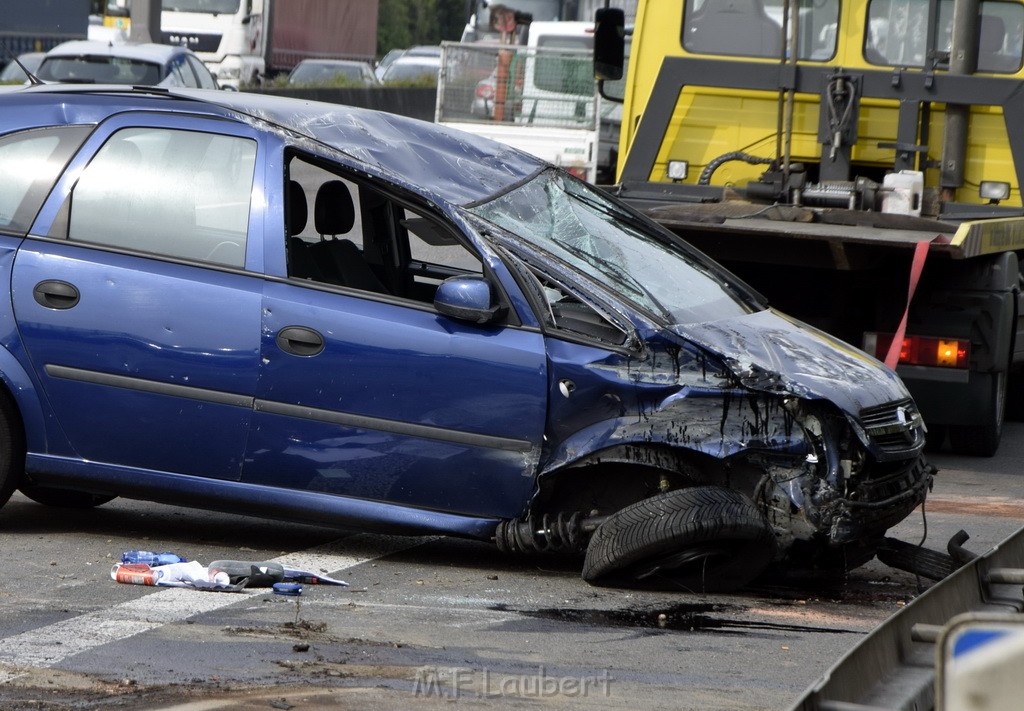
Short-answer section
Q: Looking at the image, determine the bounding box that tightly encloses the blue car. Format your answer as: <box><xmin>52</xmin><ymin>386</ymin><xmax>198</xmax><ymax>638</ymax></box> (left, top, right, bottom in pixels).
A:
<box><xmin>0</xmin><ymin>84</ymin><xmax>931</xmax><ymax>591</ymax></box>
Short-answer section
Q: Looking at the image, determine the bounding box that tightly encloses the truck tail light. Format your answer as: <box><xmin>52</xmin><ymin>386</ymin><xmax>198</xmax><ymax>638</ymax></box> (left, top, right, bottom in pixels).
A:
<box><xmin>863</xmin><ymin>332</ymin><xmax>970</xmax><ymax>368</ymax></box>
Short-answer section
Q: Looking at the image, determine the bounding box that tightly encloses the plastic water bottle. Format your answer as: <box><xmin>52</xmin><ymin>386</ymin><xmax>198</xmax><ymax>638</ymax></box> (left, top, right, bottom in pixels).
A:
<box><xmin>121</xmin><ymin>551</ymin><xmax>187</xmax><ymax>566</ymax></box>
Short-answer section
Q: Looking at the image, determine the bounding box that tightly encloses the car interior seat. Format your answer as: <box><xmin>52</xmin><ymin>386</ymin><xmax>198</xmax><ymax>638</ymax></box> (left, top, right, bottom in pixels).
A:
<box><xmin>311</xmin><ymin>180</ymin><xmax>389</xmax><ymax>294</ymax></box>
<box><xmin>286</xmin><ymin>179</ymin><xmax>323</xmax><ymax>280</ymax></box>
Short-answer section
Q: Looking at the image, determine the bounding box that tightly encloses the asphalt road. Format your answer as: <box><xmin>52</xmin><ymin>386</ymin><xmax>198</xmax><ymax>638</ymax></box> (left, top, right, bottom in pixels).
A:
<box><xmin>0</xmin><ymin>425</ymin><xmax>1023</xmax><ymax>710</ymax></box>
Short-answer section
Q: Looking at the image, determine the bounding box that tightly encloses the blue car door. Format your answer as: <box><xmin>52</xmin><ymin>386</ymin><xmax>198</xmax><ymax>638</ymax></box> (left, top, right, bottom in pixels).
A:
<box><xmin>243</xmin><ymin>157</ymin><xmax>547</xmax><ymax>518</ymax></box>
<box><xmin>13</xmin><ymin>114</ymin><xmax>266</xmax><ymax>480</ymax></box>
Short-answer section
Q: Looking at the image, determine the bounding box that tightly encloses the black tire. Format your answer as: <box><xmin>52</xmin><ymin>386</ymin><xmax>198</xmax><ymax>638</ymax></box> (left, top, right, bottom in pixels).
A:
<box><xmin>1007</xmin><ymin>370</ymin><xmax>1024</xmax><ymax>421</ymax></box>
<box><xmin>582</xmin><ymin>486</ymin><xmax>776</xmax><ymax>593</ymax></box>
<box><xmin>924</xmin><ymin>423</ymin><xmax>947</xmax><ymax>453</ymax></box>
<box><xmin>0</xmin><ymin>393</ymin><xmax>22</xmax><ymax>510</ymax></box>
<box><xmin>876</xmin><ymin>537</ymin><xmax>959</xmax><ymax>581</ymax></box>
<box><xmin>18</xmin><ymin>484</ymin><xmax>115</xmax><ymax>509</ymax></box>
<box><xmin>949</xmin><ymin>371</ymin><xmax>1006</xmax><ymax>457</ymax></box>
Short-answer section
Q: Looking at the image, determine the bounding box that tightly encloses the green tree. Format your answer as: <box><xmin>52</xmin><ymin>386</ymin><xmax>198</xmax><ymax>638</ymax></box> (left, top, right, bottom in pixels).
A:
<box><xmin>377</xmin><ymin>0</ymin><xmax>413</xmax><ymax>55</ymax></box>
<box><xmin>377</xmin><ymin>0</ymin><xmax>468</xmax><ymax>58</ymax></box>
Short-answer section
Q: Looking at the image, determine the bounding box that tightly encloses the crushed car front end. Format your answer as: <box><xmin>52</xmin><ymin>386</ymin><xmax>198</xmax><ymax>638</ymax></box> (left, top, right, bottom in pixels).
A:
<box><xmin>468</xmin><ymin>169</ymin><xmax>931</xmax><ymax>585</ymax></box>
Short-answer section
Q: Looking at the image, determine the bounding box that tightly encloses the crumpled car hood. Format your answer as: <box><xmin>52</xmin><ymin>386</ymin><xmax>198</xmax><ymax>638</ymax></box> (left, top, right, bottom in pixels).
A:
<box><xmin>670</xmin><ymin>308</ymin><xmax>910</xmax><ymax>416</ymax></box>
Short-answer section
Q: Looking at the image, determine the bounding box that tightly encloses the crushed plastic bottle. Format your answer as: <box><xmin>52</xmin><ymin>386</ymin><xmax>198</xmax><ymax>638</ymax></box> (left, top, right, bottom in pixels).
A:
<box><xmin>122</xmin><ymin>551</ymin><xmax>187</xmax><ymax>566</ymax></box>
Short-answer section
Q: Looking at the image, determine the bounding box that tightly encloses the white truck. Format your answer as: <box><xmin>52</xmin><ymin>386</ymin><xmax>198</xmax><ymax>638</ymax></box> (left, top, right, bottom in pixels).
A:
<box><xmin>437</xmin><ymin>21</ymin><xmax>613</xmax><ymax>184</ymax></box>
<box><xmin>105</xmin><ymin>0</ymin><xmax>377</xmax><ymax>88</ymax></box>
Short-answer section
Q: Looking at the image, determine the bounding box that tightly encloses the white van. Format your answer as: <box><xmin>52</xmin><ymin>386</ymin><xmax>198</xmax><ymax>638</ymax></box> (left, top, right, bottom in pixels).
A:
<box><xmin>437</xmin><ymin>22</ymin><xmax>612</xmax><ymax>183</ymax></box>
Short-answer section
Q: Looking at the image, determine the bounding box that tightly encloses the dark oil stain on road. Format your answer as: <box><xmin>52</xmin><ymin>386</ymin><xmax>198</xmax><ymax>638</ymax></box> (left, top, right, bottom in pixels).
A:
<box><xmin>489</xmin><ymin>602</ymin><xmax>862</xmax><ymax>635</ymax></box>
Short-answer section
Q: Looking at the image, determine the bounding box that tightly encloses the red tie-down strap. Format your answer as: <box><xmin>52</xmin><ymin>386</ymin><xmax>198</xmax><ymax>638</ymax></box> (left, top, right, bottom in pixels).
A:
<box><xmin>884</xmin><ymin>236</ymin><xmax>940</xmax><ymax>369</ymax></box>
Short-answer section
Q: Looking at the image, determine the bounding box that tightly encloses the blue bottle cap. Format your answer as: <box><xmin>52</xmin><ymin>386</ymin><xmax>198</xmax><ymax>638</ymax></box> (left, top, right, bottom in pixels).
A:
<box><xmin>272</xmin><ymin>582</ymin><xmax>302</xmax><ymax>596</ymax></box>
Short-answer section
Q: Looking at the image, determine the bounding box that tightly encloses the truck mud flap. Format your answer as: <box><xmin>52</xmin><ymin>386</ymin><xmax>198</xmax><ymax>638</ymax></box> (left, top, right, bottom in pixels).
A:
<box><xmin>790</xmin><ymin>527</ymin><xmax>1024</xmax><ymax>711</ymax></box>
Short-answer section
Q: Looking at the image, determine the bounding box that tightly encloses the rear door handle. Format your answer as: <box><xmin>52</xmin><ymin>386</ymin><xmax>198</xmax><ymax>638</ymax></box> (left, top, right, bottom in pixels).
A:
<box><xmin>33</xmin><ymin>280</ymin><xmax>80</xmax><ymax>309</ymax></box>
<box><xmin>276</xmin><ymin>326</ymin><xmax>324</xmax><ymax>357</ymax></box>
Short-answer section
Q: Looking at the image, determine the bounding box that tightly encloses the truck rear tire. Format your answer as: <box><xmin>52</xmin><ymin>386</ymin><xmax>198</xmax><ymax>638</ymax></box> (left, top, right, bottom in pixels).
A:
<box><xmin>582</xmin><ymin>486</ymin><xmax>776</xmax><ymax>592</ymax></box>
<box><xmin>949</xmin><ymin>371</ymin><xmax>1005</xmax><ymax>457</ymax></box>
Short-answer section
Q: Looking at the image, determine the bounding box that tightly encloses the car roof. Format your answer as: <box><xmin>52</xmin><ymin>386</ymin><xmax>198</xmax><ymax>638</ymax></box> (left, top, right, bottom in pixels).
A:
<box><xmin>294</xmin><ymin>59</ymin><xmax>371</xmax><ymax>67</ymax></box>
<box><xmin>44</xmin><ymin>40</ymin><xmax>192</xmax><ymax>63</ymax></box>
<box><xmin>0</xmin><ymin>85</ymin><xmax>543</xmax><ymax>206</ymax></box>
<box><xmin>405</xmin><ymin>45</ymin><xmax>442</xmax><ymax>56</ymax></box>
<box><xmin>389</xmin><ymin>54</ymin><xmax>441</xmax><ymax>66</ymax></box>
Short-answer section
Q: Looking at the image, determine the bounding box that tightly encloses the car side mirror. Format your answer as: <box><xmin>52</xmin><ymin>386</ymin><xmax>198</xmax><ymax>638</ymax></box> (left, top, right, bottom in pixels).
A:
<box><xmin>594</xmin><ymin>8</ymin><xmax>625</xmax><ymax>81</ymax></box>
<box><xmin>434</xmin><ymin>275</ymin><xmax>503</xmax><ymax>325</ymax></box>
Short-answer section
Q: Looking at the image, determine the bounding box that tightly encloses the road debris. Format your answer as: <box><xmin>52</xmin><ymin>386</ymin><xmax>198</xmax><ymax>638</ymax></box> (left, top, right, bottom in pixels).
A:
<box><xmin>110</xmin><ymin>551</ymin><xmax>349</xmax><ymax>591</ymax></box>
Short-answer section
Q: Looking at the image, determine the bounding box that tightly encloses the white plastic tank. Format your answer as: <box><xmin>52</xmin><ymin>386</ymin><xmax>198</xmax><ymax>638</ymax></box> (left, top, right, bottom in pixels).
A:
<box><xmin>881</xmin><ymin>170</ymin><xmax>924</xmax><ymax>216</ymax></box>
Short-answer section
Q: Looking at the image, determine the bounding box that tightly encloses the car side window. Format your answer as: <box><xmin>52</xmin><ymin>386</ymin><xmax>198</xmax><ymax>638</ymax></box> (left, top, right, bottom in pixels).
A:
<box><xmin>187</xmin><ymin>55</ymin><xmax>218</xmax><ymax>89</ymax></box>
<box><xmin>169</xmin><ymin>55</ymin><xmax>199</xmax><ymax>88</ymax></box>
<box><xmin>0</xmin><ymin>126</ymin><xmax>91</xmax><ymax>237</ymax></box>
<box><xmin>286</xmin><ymin>155</ymin><xmax>482</xmax><ymax>303</ymax></box>
<box><xmin>65</xmin><ymin>127</ymin><xmax>257</xmax><ymax>268</ymax></box>
<box><xmin>521</xmin><ymin>260</ymin><xmax>628</xmax><ymax>346</ymax></box>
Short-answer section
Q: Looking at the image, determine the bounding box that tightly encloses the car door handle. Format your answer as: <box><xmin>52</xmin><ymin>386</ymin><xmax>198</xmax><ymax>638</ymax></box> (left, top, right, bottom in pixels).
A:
<box><xmin>33</xmin><ymin>280</ymin><xmax>80</xmax><ymax>309</ymax></box>
<box><xmin>276</xmin><ymin>326</ymin><xmax>325</xmax><ymax>357</ymax></box>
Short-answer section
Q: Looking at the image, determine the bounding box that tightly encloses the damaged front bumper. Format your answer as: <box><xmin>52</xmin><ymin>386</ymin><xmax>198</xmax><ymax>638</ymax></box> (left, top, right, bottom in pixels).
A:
<box><xmin>755</xmin><ymin>397</ymin><xmax>932</xmax><ymax>557</ymax></box>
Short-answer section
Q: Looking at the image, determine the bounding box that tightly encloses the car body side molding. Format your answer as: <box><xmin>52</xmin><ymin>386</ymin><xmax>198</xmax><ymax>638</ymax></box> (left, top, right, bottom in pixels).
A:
<box><xmin>24</xmin><ymin>453</ymin><xmax>502</xmax><ymax>539</ymax></box>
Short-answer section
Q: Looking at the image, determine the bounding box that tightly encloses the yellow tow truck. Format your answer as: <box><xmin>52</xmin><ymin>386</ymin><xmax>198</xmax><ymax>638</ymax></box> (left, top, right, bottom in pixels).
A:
<box><xmin>593</xmin><ymin>0</ymin><xmax>1024</xmax><ymax>455</ymax></box>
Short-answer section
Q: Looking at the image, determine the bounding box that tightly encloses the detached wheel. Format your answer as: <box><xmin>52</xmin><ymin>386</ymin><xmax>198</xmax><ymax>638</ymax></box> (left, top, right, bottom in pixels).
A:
<box><xmin>949</xmin><ymin>371</ymin><xmax>1006</xmax><ymax>457</ymax></box>
<box><xmin>583</xmin><ymin>486</ymin><xmax>776</xmax><ymax>593</ymax></box>
<box><xmin>877</xmin><ymin>537</ymin><xmax>959</xmax><ymax>581</ymax></box>
<box><xmin>18</xmin><ymin>484</ymin><xmax>115</xmax><ymax>509</ymax></box>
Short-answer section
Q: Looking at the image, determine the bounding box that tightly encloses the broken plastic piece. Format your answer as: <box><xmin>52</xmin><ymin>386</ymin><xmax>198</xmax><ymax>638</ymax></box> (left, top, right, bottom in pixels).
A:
<box><xmin>208</xmin><ymin>560</ymin><xmax>285</xmax><ymax>587</ymax></box>
<box><xmin>282</xmin><ymin>567</ymin><xmax>349</xmax><ymax>586</ymax></box>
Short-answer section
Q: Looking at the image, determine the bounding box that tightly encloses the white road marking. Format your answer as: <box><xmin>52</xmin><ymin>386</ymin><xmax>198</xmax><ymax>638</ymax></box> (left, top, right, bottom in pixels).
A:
<box><xmin>0</xmin><ymin>534</ymin><xmax>430</xmax><ymax>683</ymax></box>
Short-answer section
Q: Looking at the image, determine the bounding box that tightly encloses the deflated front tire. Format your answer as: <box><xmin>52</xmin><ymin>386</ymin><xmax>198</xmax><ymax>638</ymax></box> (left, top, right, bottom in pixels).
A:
<box><xmin>582</xmin><ymin>486</ymin><xmax>777</xmax><ymax>592</ymax></box>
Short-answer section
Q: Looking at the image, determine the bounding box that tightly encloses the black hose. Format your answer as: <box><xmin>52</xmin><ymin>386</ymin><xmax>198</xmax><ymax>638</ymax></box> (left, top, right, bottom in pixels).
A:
<box><xmin>698</xmin><ymin>152</ymin><xmax>773</xmax><ymax>186</ymax></box>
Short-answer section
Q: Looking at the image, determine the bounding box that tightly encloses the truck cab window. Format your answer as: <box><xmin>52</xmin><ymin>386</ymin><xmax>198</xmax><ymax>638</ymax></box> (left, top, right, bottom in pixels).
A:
<box><xmin>683</xmin><ymin>0</ymin><xmax>840</xmax><ymax>61</ymax></box>
<box><xmin>865</xmin><ymin>0</ymin><xmax>1023</xmax><ymax>73</ymax></box>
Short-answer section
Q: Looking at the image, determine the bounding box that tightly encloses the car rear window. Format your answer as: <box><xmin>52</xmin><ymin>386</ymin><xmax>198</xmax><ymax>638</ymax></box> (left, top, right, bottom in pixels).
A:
<box><xmin>37</xmin><ymin>55</ymin><xmax>163</xmax><ymax>85</ymax></box>
<box><xmin>66</xmin><ymin>127</ymin><xmax>256</xmax><ymax>267</ymax></box>
<box><xmin>0</xmin><ymin>126</ymin><xmax>91</xmax><ymax>236</ymax></box>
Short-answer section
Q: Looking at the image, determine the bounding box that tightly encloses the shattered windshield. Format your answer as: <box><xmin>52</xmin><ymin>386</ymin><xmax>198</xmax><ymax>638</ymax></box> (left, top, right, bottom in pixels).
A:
<box><xmin>468</xmin><ymin>170</ymin><xmax>757</xmax><ymax>325</ymax></box>
<box><xmin>162</xmin><ymin>0</ymin><xmax>240</xmax><ymax>13</ymax></box>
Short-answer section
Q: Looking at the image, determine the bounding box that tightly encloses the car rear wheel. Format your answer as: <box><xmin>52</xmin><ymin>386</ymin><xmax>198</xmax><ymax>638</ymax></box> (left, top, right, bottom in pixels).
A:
<box><xmin>582</xmin><ymin>486</ymin><xmax>776</xmax><ymax>592</ymax></box>
<box><xmin>0</xmin><ymin>394</ymin><xmax>22</xmax><ymax>510</ymax></box>
<box><xmin>18</xmin><ymin>484</ymin><xmax>115</xmax><ymax>509</ymax></box>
